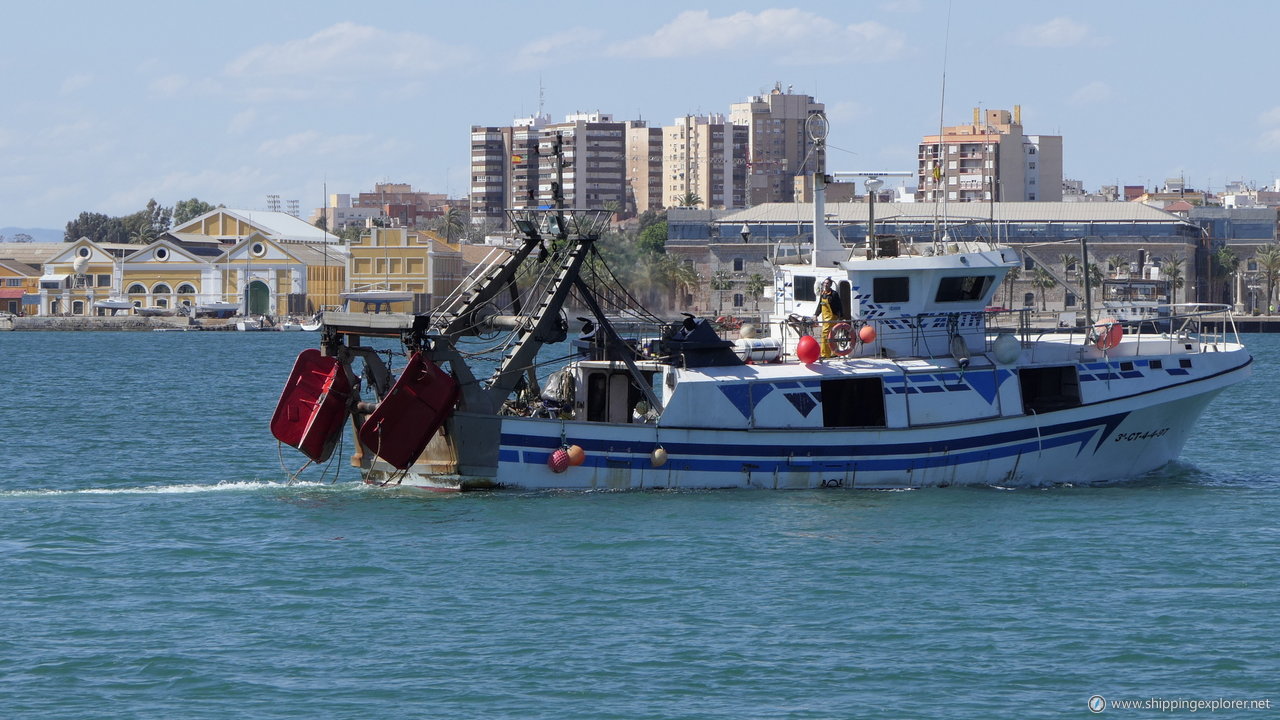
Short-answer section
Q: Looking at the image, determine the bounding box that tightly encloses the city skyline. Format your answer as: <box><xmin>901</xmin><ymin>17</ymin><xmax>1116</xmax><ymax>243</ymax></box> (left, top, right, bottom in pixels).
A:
<box><xmin>3</xmin><ymin>0</ymin><xmax>1280</xmax><ymax>230</ymax></box>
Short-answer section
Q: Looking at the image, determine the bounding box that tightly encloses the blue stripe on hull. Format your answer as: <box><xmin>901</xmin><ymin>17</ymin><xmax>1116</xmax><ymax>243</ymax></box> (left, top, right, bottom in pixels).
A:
<box><xmin>500</xmin><ymin>412</ymin><xmax>1128</xmax><ymax>461</ymax></box>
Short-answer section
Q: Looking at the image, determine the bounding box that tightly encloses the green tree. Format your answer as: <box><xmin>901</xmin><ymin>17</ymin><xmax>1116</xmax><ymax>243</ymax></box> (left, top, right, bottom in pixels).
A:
<box><xmin>744</xmin><ymin>273</ymin><xmax>767</xmax><ymax>311</ymax></box>
<box><xmin>1106</xmin><ymin>254</ymin><xmax>1127</xmax><ymax>277</ymax></box>
<box><xmin>637</xmin><ymin>221</ymin><xmax>667</xmax><ymax>255</ymax></box>
<box><xmin>1003</xmin><ymin>265</ymin><xmax>1021</xmax><ymax>309</ymax></box>
<box><xmin>1255</xmin><ymin>244</ymin><xmax>1280</xmax><ymax>314</ymax></box>
<box><xmin>677</xmin><ymin>192</ymin><xmax>703</xmax><ymax>208</ymax></box>
<box><xmin>1160</xmin><ymin>255</ymin><xmax>1185</xmax><ymax>302</ymax></box>
<box><xmin>710</xmin><ymin>269</ymin><xmax>733</xmax><ymax>313</ymax></box>
<box><xmin>1213</xmin><ymin>247</ymin><xmax>1239</xmax><ymax>307</ymax></box>
<box><xmin>173</xmin><ymin>198</ymin><xmax>217</xmax><ymax>225</ymax></box>
<box><xmin>64</xmin><ymin>212</ymin><xmax>127</xmax><ymax>243</ymax></box>
<box><xmin>1085</xmin><ymin>262</ymin><xmax>1104</xmax><ymax>305</ymax></box>
<box><xmin>431</xmin><ymin>207</ymin><xmax>467</xmax><ymax>243</ymax></box>
<box><xmin>1031</xmin><ymin>266</ymin><xmax>1057</xmax><ymax>311</ymax></box>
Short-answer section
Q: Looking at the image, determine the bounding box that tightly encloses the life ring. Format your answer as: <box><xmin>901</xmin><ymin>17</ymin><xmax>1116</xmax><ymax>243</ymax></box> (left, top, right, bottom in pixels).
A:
<box><xmin>827</xmin><ymin>321</ymin><xmax>853</xmax><ymax>356</ymax></box>
<box><xmin>1094</xmin><ymin>317</ymin><xmax>1123</xmax><ymax>350</ymax></box>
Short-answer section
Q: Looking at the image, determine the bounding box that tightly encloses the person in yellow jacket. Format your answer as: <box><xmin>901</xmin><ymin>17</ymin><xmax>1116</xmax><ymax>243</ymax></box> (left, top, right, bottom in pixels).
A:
<box><xmin>818</xmin><ymin>277</ymin><xmax>843</xmax><ymax>358</ymax></box>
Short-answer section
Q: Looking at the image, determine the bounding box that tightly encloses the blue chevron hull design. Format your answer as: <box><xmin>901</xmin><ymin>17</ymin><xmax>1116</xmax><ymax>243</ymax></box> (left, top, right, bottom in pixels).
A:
<box><xmin>384</xmin><ymin>368</ymin><xmax>1238</xmax><ymax>491</ymax></box>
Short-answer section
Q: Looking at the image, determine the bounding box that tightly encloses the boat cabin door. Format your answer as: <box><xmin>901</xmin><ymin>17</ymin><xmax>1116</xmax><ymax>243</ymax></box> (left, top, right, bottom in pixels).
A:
<box><xmin>583</xmin><ymin>367</ymin><xmax>656</xmax><ymax>423</ymax></box>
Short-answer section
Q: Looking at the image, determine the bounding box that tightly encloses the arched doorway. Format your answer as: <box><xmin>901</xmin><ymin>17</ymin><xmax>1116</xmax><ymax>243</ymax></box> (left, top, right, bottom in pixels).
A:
<box><xmin>248</xmin><ymin>280</ymin><xmax>270</xmax><ymax>315</ymax></box>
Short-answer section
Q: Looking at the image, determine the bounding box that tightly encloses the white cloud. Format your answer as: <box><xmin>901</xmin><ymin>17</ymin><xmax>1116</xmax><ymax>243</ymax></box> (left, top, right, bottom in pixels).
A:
<box><xmin>881</xmin><ymin>0</ymin><xmax>923</xmax><ymax>12</ymax></box>
<box><xmin>150</xmin><ymin>74</ymin><xmax>188</xmax><ymax>96</ymax></box>
<box><xmin>60</xmin><ymin>73</ymin><xmax>93</xmax><ymax>95</ymax></box>
<box><xmin>513</xmin><ymin>28</ymin><xmax>597</xmax><ymax>69</ymax></box>
<box><xmin>226</xmin><ymin>22</ymin><xmax>468</xmax><ymax>79</ymax></box>
<box><xmin>1260</xmin><ymin>128</ymin><xmax>1280</xmax><ymax>152</ymax></box>
<box><xmin>609</xmin><ymin>10</ymin><xmax>905</xmax><ymax>64</ymax></box>
<box><xmin>1013</xmin><ymin>17</ymin><xmax>1091</xmax><ymax>48</ymax></box>
<box><xmin>1070</xmin><ymin>81</ymin><xmax>1113</xmax><ymax>105</ymax></box>
<box><xmin>1259</xmin><ymin>107</ymin><xmax>1280</xmax><ymax>126</ymax></box>
<box><xmin>256</xmin><ymin>130</ymin><xmax>383</xmax><ymax>159</ymax></box>
<box><xmin>228</xmin><ymin>109</ymin><xmax>257</xmax><ymax>136</ymax></box>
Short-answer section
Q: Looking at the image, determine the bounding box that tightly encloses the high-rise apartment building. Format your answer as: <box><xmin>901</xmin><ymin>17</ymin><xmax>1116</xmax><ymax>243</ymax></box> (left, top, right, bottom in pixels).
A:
<box><xmin>470</xmin><ymin>113</ymin><xmax>627</xmax><ymax>227</ymax></box>
<box><xmin>729</xmin><ymin>84</ymin><xmax>825</xmax><ymax>205</ymax></box>
<box><xmin>661</xmin><ymin>114</ymin><xmax>748</xmax><ymax>210</ymax></box>
<box><xmin>626</xmin><ymin>120</ymin><xmax>663</xmax><ymax>214</ymax></box>
<box><xmin>916</xmin><ymin>107</ymin><xmax>1063</xmax><ymax>203</ymax></box>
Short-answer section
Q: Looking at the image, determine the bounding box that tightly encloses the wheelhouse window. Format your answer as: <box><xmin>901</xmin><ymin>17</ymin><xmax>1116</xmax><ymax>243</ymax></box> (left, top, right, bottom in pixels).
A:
<box><xmin>935</xmin><ymin>275</ymin><xmax>994</xmax><ymax>302</ymax></box>
<box><xmin>873</xmin><ymin>276</ymin><xmax>909</xmax><ymax>304</ymax></box>
<box><xmin>794</xmin><ymin>276</ymin><xmax>816</xmax><ymax>302</ymax></box>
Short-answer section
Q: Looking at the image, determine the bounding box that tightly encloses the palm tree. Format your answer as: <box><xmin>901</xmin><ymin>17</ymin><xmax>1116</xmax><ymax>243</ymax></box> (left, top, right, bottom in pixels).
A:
<box><xmin>710</xmin><ymin>270</ymin><xmax>733</xmax><ymax>313</ymax></box>
<box><xmin>1003</xmin><ymin>265</ymin><xmax>1021</xmax><ymax>309</ymax></box>
<box><xmin>439</xmin><ymin>207</ymin><xmax>466</xmax><ymax>243</ymax></box>
<box><xmin>1214</xmin><ymin>247</ymin><xmax>1239</xmax><ymax>307</ymax></box>
<box><xmin>1058</xmin><ymin>253</ymin><xmax>1078</xmax><ymax>279</ymax></box>
<box><xmin>1031</xmin><ymin>266</ymin><xmax>1057</xmax><ymax>311</ymax></box>
<box><xmin>674</xmin><ymin>261</ymin><xmax>701</xmax><ymax>310</ymax></box>
<box><xmin>1160</xmin><ymin>255</ymin><xmax>1185</xmax><ymax>302</ymax></box>
<box><xmin>744</xmin><ymin>273</ymin><xmax>767</xmax><ymax>312</ymax></box>
<box><xmin>1255</xmin><ymin>244</ymin><xmax>1280</xmax><ymax>314</ymax></box>
<box><xmin>1085</xmin><ymin>262</ymin><xmax>1105</xmax><ymax>306</ymax></box>
<box><xmin>1106</xmin><ymin>254</ymin><xmax>1127</xmax><ymax>278</ymax></box>
<box><xmin>677</xmin><ymin>192</ymin><xmax>703</xmax><ymax>208</ymax></box>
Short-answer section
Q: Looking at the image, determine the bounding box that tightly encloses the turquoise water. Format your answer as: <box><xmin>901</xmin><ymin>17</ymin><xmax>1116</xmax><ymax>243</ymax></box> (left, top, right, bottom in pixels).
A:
<box><xmin>1</xmin><ymin>331</ymin><xmax>1276</xmax><ymax>718</ymax></box>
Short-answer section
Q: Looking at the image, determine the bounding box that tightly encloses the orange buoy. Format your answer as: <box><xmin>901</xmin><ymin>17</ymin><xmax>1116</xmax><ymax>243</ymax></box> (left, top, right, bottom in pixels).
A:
<box><xmin>566</xmin><ymin>444</ymin><xmax>586</xmax><ymax>466</ymax></box>
<box><xmin>796</xmin><ymin>335</ymin><xmax>820</xmax><ymax>364</ymax></box>
<box><xmin>548</xmin><ymin>448</ymin><xmax>570</xmax><ymax>473</ymax></box>
<box><xmin>858</xmin><ymin>324</ymin><xmax>876</xmax><ymax>343</ymax></box>
<box><xmin>1094</xmin><ymin>318</ymin><xmax>1123</xmax><ymax>350</ymax></box>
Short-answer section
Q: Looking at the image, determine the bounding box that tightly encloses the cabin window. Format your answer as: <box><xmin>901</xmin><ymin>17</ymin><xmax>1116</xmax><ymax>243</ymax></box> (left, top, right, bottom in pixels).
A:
<box><xmin>873</xmin><ymin>277</ymin><xmax>910</xmax><ymax>304</ymax></box>
<box><xmin>794</xmin><ymin>276</ymin><xmax>816</xmax><ymax>302</ymax></box>
<box><xmin>1019</xmin><ymin>366</ymin><xmax>1081</xmax><ymax>414</ymax></box>
<box><xmin>934</xmin><ymin>275</ymin><xmax>993</xmax><ymax>302</ymax></box>
<box><xmin>821</xmin><ymin>378</ymin><xmax>886</xmax><ymax>428</ymax></box>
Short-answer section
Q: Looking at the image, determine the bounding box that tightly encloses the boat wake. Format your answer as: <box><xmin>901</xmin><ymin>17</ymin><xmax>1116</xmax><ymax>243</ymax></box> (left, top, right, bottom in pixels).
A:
<box><xmin>1</xmin><ymin>479</ymin><xmax>349</xmax><ymax>498</ymax></box>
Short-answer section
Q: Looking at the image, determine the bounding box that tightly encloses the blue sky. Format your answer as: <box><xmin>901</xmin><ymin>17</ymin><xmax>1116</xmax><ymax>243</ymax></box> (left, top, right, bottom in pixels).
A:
<box><xmin>3</xmin><ymin>0</ymin><xmax>1279</xmax><ymax>230</ymax></box>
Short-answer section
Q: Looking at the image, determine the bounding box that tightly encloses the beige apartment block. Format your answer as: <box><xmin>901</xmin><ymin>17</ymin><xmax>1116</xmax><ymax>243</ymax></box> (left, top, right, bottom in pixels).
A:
<box><xmin>729</xmin><ymin>84</ymin><xmax>825</xmax><ymax>205</ymax></box>
<box><xmin>917</xmin><ymin>106</ymin><xmax>1063</xmax><ymax>203</ymax></box>
<box><xmin>626</xmin><ymin>120</ymin><xmax>664</xmax><ymax>214</ymax></box>
<box><xmin>661</xmin><ymin>114</ymin><xmax>748</xmax><ymax>210</ymax></box>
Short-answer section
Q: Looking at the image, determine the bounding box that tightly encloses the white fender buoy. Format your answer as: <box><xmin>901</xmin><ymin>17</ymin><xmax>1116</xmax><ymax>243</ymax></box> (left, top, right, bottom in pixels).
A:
<box><xmin>651</xmin><ymin>447</ymin><xmax>668</xmax><ymax>468</ymax></box>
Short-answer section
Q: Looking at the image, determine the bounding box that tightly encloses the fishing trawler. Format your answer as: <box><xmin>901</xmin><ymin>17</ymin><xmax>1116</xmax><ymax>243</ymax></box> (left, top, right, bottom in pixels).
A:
<box><xmin>270</xmin><ymin>168</ymin><xmax>1250</xmax><ymax>492</ymax></box>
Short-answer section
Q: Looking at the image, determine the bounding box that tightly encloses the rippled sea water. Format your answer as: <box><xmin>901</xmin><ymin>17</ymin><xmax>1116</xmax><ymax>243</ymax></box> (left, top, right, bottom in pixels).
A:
<box><xmin>1</xmin><ymin>330</ymin><xmax>1276</xmax><ymax>719</ymax></box>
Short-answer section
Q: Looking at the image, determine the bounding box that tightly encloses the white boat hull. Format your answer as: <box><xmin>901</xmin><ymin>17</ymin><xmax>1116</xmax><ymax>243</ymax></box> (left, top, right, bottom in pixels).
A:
<box><xmin>366</xmin><ymin>347</ymin><xmax>1250</xmax><ymax>492</ymax></box>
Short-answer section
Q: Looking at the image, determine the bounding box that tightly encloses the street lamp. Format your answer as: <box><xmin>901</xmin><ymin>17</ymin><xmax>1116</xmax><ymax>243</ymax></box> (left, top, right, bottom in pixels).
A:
<box><xmin>740</xmin><ymin>223</ymin><xmax>750</xmax><ymax>243</ymax></box>
<box><xmin>865</xmin><ymin>176</ymin><xmax>884</xmax><ymax>255</ymax></box>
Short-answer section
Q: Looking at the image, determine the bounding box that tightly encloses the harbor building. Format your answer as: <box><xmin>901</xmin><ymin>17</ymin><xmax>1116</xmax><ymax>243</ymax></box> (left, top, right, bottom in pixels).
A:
<box><xmin>661</xmin><ymin>114</ymin><xmax>749</xmax><ymax>210</ymax></box>
<box><xmin>0</xmin><ymin>258</ymin><xmax>40</xmax><ymax>314</ymax></box>
<box><xmin>729</xmin><ymin>84</ymin><xmax>825</xmax><ymax>206</ymax></box>
<box><xmin>345</xmin><ymin>226</ymin><xmax>463</xmax><ymax>314</ymax></box>
<box><xmin>917</xmin><ymin>107</ymin><xmax>1063</xmax><ymax>203</ymax></box>
<box><xmin>669</xmin><ymin>199</ymin><xmax>1220</xmax><ymax>315</ymax></box>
